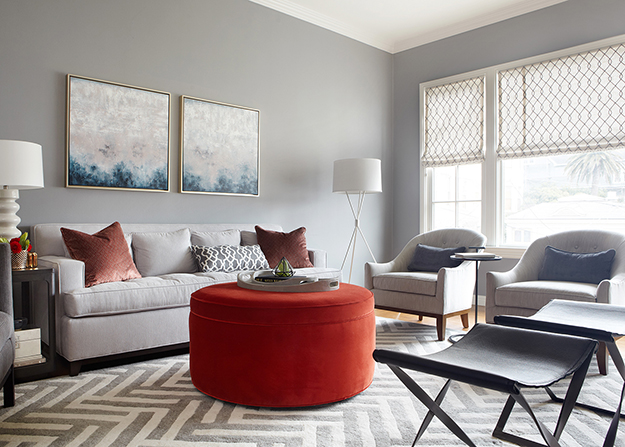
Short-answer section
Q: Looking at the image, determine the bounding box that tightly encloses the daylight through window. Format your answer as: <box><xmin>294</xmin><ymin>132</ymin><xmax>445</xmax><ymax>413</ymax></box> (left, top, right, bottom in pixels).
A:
<box><xmin>421</xmin><ymin>36</ymin><xmax>625</xmax><ymax>248</ymax></box>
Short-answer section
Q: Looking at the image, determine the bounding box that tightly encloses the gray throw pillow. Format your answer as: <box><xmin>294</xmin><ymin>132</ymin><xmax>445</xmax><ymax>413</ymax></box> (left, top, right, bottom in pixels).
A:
<box><xmin>538</xmin><ymin>245</ymin><xmax>616</xmax><ymax>284</ymax></box>
<box><xmin>192</xmin><ymin>244</ymin><xmax>269</xmax><ymax>273</ymax></box>
<box><xmin>191</xmin><ymin>229</ymin><xmax>241</xmax><ymax>247</ymax></box>
<box><xmin>407</xmin><ymin>244</ymin><xmax>466</xmax><ymax>272</ymax></box>
<box><xmin>131</xmin><ymin>228</ymin><xmax>196</xmax><ymax>276</ymax></box>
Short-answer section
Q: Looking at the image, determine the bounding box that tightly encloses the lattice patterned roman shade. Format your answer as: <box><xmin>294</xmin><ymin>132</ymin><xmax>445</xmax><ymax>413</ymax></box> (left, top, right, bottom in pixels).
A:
<box><xmin>422</xmin><ymin>77</ymin><xmax>485</xmax><ymax>167</ymax></box>
<box><xmin>498</xmin><ymin>44</ymin><xmax>625</xmax><ymax>159</ymax></box>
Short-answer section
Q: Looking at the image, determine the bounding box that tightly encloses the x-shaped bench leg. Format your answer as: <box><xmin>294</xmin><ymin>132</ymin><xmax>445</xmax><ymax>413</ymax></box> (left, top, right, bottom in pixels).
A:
<box><xmin>493</xmin><ymin>353</ymin><xmax>591</xmax><ymax>447</ymax></box>
<box><xmin>388</xmin><ymin>352</ymin><xmax>591</xmax><ymax>447</ymax></box>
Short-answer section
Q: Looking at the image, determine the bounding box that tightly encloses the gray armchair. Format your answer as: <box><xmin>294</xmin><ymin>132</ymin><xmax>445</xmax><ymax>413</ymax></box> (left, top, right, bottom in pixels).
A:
<box><xmin>0</xmin><ymin>243</ymin><xmax>15</xmax><ymax>407</ymax></box>
<box><xmin>486</xmin><ymin>229</ymin><xmax>625</xmax><ymax>375</ymax></box>
<box><xmin>365</xmin><ymin>228</ymin><xmax>487</xmax><ymax>340</ymax></box>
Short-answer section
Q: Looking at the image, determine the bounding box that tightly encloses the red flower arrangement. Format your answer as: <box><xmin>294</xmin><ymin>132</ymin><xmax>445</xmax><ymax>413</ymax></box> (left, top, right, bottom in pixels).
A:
<box><xmin>0</xmin><ymin>232</ymin><xmax>31</xmax><ymax>253</ymax></box>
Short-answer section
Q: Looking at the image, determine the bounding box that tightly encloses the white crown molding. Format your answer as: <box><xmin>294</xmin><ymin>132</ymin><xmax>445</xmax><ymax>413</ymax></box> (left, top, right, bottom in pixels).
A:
<box><xmin>393</xmin><ymin>0</ymin><xmax>568</xmax><ymax>53</ymax></box>
<box><xmin>248</xmin><ymin>0</ymin><xmax>395</xmax><ymax>52</ymax></box>
<box><xmin>249</xmin><ymin>0</ymin><xmax>567</xmax><ymax>54</ymax></box>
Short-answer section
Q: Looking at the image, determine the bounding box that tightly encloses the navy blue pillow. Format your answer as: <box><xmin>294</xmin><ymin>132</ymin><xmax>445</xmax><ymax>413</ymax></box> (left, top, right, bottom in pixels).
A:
<box><xmin>538</xmin><ymin>245</ymin><xmax>616</xmax><ymax>284</ymax></box>
<box><xmin>407</xmin><ymin>244</ymin><xmax>466</xmax><ymax>272</ymax></box>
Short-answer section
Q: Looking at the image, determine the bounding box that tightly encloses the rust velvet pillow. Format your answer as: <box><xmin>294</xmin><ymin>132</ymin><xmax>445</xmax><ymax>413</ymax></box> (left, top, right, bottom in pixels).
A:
<box><xmin>61</xmin><ymin>222</ymin><xmax>142</xmax><ymax>287</ymax></box>
<box><xmin>255</xmin><ymin>226</ymin><xmax>314</xmax><ymax>268</ymax></box>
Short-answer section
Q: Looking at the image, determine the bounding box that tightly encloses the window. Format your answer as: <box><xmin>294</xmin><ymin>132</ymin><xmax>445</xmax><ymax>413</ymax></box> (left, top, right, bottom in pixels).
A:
<box><xmin>431</xmin><ymin>164</ymin><xmax>481</xmax><ymax>232</ymax></box>
<box><xmin>421</xmin><ymin>36</ymin><xmax>625</xmax><ymax>251</ymax></box>
<box><xmin>422</xmin><ymin>77</ymin><xmax>484</xmax><ymax>234</ymax></box>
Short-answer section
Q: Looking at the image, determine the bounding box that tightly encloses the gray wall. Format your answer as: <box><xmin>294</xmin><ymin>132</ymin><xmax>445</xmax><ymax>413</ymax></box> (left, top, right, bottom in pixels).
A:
<box><xmin>0</xmin><ymin>0</ymin><xmax>393</xmax><ymax>286</ymax></box>
<box><xmin>5</xmin><ymin>0</ymin><xmax>625</xmax><ymax>287</ymax></box>
<box><xmin>391</xmin><ymin>0</ymin><xmax>625</xmax><ymax>256</ymax></box>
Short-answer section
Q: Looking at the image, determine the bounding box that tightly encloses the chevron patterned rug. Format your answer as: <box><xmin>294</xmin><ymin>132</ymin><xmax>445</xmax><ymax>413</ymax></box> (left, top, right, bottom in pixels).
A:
<box><xmin>0</xmin><ymin>317</ymin><xmax>623</xmax><ymax>446</ymax></box>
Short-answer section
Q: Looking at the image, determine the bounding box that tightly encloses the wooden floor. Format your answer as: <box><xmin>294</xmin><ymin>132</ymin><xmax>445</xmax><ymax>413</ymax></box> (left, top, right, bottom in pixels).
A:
<box><xmin>376</xmin><ymin>306</ymin><xmax>625</xmax><ymax>349</ymax></box>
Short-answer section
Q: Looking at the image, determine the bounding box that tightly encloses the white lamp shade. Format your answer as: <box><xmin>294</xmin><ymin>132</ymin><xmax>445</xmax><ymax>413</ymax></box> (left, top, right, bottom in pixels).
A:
<box><xmin>0</xmin><ymin>140</ymin><xmax>44</xmax><ymax>189</ymax></box>
<box><xmin>333</xmin><ymin>158</ymin><xmax>382</xmax><ymax>193</ymax></box>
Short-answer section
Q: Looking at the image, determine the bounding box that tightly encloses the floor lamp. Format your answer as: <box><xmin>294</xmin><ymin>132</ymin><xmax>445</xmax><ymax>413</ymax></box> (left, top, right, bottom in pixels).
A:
<box><xmin>333</xmin><ymin>158</ymin><xmax>382</xmax><ymax>283</ymax></box>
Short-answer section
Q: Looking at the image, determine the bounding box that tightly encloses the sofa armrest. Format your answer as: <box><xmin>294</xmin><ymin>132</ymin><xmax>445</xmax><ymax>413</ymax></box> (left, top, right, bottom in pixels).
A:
<box><xmin>308</xmin><ymin>249</ymin><xmax>327</xmax><ymax>268</ymax></box>
<box><xmin>38</xmin><ymin>255</ymin><xmax>85</xmax><ymax>295</ymax></box>
<box><xmin>597</xmin><ymin>273</ymin><xmax>625</xmax><ymax>305</ymax></box>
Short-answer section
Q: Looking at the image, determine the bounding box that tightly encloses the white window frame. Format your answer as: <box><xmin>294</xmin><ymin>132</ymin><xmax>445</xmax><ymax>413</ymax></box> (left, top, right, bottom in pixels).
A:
<box><xmin>420</xmin><ymin>33</ymin><xmax>625</xmax><ymax>259</ymax></box>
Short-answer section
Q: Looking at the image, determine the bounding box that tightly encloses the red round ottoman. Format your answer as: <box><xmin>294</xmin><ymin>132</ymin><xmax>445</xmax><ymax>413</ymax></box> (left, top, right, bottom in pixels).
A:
<box><xmin>189</xmin><ymin>282</ymin><xmax>375</xmax><ymax>407</ymax></box>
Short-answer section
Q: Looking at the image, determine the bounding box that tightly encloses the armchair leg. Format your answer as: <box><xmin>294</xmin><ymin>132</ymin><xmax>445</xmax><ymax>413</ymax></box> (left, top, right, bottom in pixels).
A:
<box><xmin>3</xmin><ymin>366</ymin><xmax>14</xmax><ymax>408</ymax></box>
<box><xmin>598</xmin><ymin>342</ymin><xmax>609</xmax><ymax>376</ymax></box>
<box><xmin>418</xmin><ymin>315</ymin><xmax>423</xmax><ymax>321</ymax></box>
<box><xmin>460</xmin><ymin>313</ymin><xmax>469</xmax><ymax>329</ymax></box>
<box><xmin>436</xmin><ymin>317</ymin><xmax>446</xmax><ymax>341</ymax></box>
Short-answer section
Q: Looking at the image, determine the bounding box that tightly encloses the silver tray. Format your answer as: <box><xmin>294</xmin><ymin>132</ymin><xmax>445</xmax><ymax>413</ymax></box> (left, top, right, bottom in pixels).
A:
<box><xmin>237</xmin><ymin>270</ymin><xmax>340</xmax><ymax>292</ymax></box>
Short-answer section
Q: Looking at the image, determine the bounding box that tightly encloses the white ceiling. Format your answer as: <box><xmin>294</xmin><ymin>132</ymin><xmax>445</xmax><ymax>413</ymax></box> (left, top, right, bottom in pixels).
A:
<box><xmin>249</xmin><ymin>0</ymin><xmax>567</xmax><ymax>53</ymax></box>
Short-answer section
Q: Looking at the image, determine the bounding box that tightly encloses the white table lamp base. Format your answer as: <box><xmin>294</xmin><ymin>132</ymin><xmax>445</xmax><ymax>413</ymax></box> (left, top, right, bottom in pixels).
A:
<box><xmin>0</xmin><ymin>189</ymin><xmax>21</xmax><ymax>239</ymax></box>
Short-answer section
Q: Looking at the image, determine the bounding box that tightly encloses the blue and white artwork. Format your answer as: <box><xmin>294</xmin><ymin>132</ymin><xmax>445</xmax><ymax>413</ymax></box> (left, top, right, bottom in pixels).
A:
<box><xmin>181</xmin><ymin>96</ymin><xmax>259</xmax><ymax>196</ymax></box>
<box><xmin>67</xmin><ymin>75</ymin><xmax>170</xmax><ymax>191</ymax></box>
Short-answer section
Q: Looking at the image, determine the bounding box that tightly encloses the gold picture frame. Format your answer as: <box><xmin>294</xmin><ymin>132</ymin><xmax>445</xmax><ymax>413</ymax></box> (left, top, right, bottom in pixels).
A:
<box><xmin>66</xmin><ymin>74</ymin><xmax>171</xmax><ymax>192</ymax></box>
<box><xmin>180</xmin><ymin>95</ymin><xmax>259</xmax><ymax>196</ymax></box>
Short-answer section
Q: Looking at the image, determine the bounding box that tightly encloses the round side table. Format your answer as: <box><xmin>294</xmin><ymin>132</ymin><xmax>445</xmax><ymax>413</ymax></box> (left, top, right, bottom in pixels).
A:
<box><xmin>449</xmin><ymin>254</ymin><xmax>501</xmax><ymax>343</ymax></box>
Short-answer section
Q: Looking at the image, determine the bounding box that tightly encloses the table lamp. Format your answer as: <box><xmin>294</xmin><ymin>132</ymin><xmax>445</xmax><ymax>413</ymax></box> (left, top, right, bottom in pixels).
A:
<box><xmin>333</xmin><ymin>158</ymin><xmax>382</xmax><ymax>283</ymax></box>
<box><xmin>0</xmin><ymin>140</ymin><xmax>44</xmax><ymax>239</ymax></box>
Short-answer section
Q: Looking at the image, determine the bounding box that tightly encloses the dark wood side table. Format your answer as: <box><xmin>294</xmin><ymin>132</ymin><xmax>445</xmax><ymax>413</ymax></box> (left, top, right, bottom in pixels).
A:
<box><xmin>11</xmin><ymin>268</ymin><xmax>56</xmax><ymax>382</ymax></box>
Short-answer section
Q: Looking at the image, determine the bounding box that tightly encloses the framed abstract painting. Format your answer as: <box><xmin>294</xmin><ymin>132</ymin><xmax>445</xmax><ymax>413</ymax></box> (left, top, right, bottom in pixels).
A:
<box><xmin>66</xmin><ymin>74</ymin><xmax>171</xmax><ymax>191</ymax></box>
<box><xmin>180</xmin><ymin>96</ymin><xmax>259</xmax><ymax>196</ymax></box>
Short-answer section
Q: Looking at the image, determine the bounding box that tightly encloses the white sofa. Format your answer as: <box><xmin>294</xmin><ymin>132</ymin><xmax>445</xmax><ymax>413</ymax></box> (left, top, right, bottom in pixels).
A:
<box><xmin>31</xmin><ymin>223</ymin><xmax>331</xmax><ymax>375</ymax></box>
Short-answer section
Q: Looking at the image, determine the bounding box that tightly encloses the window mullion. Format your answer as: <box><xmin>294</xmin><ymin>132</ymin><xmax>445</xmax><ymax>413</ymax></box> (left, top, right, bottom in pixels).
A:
<box><xmin>483</xmin><ymin>69</ymin><xmax>498</xmax><ymax>246</ymax></box>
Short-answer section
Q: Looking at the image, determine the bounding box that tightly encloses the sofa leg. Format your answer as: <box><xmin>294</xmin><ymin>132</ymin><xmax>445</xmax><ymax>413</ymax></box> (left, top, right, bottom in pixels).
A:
<box><xmin>3</xmin><ymin>366</ymin><xmax>14</xmax><ymax>408</ymax></box>
<box><xmin>69</xmin><ymin>362</ymin><xmax>82</xmax><ymax>377</ymax></box>
<box><xmin>460</xmin><ymin>313</ymin><xmax>469</xmax><ymax>329</ymax></box>
<box><xmin>597</xmin><ymin>342</ymin><xmax>608</xmax><ymax>376</ymax></box>
<box><xmin>418</xmin><ymin>315</ymin><xmax>423</xmax><ymax>321</ymax></box>
<box><xmin>436</xmin><ymin>317</ymin><xmax>446</xmax><ymax>341</ymax></box>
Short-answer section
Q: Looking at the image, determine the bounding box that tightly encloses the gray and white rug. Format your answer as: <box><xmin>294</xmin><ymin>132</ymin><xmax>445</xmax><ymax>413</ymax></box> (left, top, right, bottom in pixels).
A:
<box><xmin>0</xmin><ymin>317</ymin><xmax>623</xmax><ymax>446</ymax></box>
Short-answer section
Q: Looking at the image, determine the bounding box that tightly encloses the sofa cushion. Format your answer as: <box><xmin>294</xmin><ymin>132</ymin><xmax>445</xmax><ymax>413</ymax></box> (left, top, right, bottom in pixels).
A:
<box><xmin>132</xmin><ymin>228</ymin><xmax>196</xmax><ymax>276</ymax></box>
<box><xmin>191</xmin><ymin>229</ymin><xmax>241</xmax><ymax>247</ymax></box>
<box><xmin>63</xmin><ymin>267</ymin><xmax>333</xmax><ymax>318</ymax></box>
<box><xmin>538</xmin><ymin>245</ymin><xmax>616</xmax><ymax>284</ymax></box>
<box><xmin>255</xmin><ymin>226</ymin><xmax>314</xmax><ymax>268</ymax></box>
<box><xmin>241</xmin><ymin>230</ymin><xmax>257</xmax><ymax>246</ymax></box>
<box><xmin>192</xmin><ymin>244</ymin><xmax>269</xmax><ymax>273</ymax></box>
<box><xmin>372</xmin><ymin>272</ymin><xmax>438</xmax><ymax>296</ymax></box>
<box><xmin>407</xmin><ymin>244</ymin><xmax>466</xmax><ymax>272</ymax></box>
<box><xmin>63</xmin><ymin>272</ymin><xmax>234</xmax><ymax>318</ymax></box>
<box><xmin>61</xmin><ymin>222</ymin><xmax>142</xmax><ymax>287</ymax></box>
<box><xmin>495</xmin><ymin>280</ymin><xmax>598</xmax><ymax>311</ymax></box>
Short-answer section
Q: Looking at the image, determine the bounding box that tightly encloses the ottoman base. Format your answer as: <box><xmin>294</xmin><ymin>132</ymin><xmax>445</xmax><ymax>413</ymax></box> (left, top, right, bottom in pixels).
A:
<box><xmin>189</xmin><ymin>282</ymin><xmax>375</xmax><ymax>407</ymax></box>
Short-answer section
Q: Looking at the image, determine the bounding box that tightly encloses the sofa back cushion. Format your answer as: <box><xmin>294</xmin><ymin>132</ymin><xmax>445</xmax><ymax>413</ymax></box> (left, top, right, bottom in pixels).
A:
<box><xmin>32</xmin><ymin>223</ymin><xmax>283</xmax><ymax>257</ymax></box>
<box><xmin>61</xmin><ymin>221</ymin><xmax>142</xmax><ymax>287</ymax></box>
<box><xmin>191</xmin><ymin>229</ymin><xmax>241</xmax><ymax>247</ymax></box>
<box><xmin>132</xmin><ymin>228</ymin><xmax>197</xmax><ymax>276</ymax></box>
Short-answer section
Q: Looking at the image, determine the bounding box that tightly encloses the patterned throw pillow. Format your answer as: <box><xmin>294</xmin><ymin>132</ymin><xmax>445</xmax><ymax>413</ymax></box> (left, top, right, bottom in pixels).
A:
<box><xmin>254</xmin><ymin>226</ymin><xmax>314</xmax><ymax>268</ymax></box>
<box><xmin>61</xmin><ymin>222</ymin><xmax>142</xmax><ymax>287</ymax></box>
<box><xmin>192</xmin><ymin>244</ymin><xmax>269</xmax><ymax>273</ymax></box>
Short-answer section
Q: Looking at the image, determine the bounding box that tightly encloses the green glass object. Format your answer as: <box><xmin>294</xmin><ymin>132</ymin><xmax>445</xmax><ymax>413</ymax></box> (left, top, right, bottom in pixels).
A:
<box><xmin>273</xmin><ymin>257</ymin><xmax>294</xmax><ymax>277</ymax></box>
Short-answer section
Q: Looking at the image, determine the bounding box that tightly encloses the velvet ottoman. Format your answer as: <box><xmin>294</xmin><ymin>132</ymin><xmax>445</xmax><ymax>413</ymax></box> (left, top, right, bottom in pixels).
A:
<box><xmin>189</xmin><ymin>282</ymin><xmax>375</xmax><ymax>407</ymax></box>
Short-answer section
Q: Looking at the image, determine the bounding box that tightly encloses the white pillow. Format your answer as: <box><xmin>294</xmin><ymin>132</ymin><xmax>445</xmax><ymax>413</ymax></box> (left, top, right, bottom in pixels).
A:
<box><xmin>191</xmin><ymin>229</ymin><xmax>240</xmax><ymax>247</ymax></box>
<box><xmin>131</xmin><ymin>228</ymin><xmax>196</xmax><ymax>276</ymax></box>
